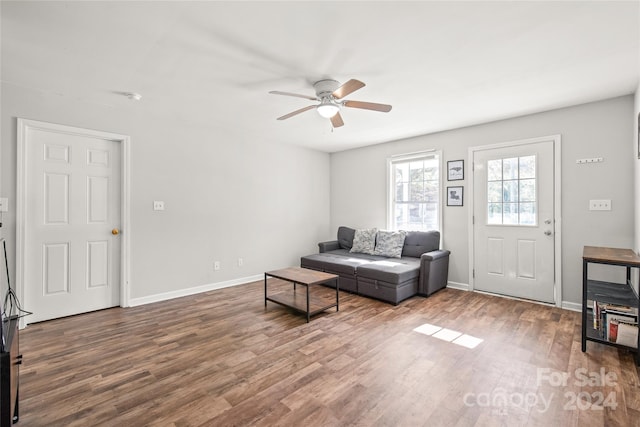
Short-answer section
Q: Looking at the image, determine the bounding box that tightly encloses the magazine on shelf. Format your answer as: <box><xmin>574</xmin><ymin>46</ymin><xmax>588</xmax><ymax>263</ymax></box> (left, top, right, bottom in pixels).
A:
<box><xmin>604</xmin><ymin>312</ymin><xmax>638</xmax><ymax>341</ymax></box>
<box><xmin>616</xmin><ymin>323</ymin><xmax>639</xmax><ymax>348</ymax></box>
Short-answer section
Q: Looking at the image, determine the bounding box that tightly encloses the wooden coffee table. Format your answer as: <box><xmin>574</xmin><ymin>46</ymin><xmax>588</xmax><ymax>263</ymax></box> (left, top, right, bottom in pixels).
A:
<box><xmin>264</xmin><ymin>267</ymin><xmax>339</xmax><ymax>322</ymax></box>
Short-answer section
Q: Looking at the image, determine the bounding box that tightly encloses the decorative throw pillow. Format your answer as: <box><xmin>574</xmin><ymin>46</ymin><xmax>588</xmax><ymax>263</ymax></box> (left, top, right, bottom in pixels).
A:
<box><xmin>373</xmin><ymin>230</ymin><xmax>407</xmax><ymax>258</ymax></box>
<box><xmin>350</xmin><ymin>228</ymin><xmax>378</xmax><ymax>255</ymax></box>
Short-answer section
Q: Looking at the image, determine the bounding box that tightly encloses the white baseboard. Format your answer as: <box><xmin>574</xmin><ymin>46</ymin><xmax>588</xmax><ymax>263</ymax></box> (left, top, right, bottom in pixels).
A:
<box><xmin>561</xmin><ymin>301</ymin><xmax>581</xmax><ymax>312</ymax></box>
<box><xmin>447</xmin><ymin>284</ymin><xmax>581</xmax><ymax>312</ymax></box>
<box><xmin>446</xmin><ymin>281</ymin><xmax>469</xmax><ymax>291</ymax></box>
<box><xmin>127</xmin><ymin>274</ymin><xmax>263</xmax><ymax>307</ymax></box>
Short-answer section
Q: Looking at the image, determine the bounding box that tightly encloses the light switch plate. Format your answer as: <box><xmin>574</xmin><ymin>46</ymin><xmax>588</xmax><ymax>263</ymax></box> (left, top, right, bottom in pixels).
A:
<box><xmin>153</xmin><ymin>201</ymin><xmax>165</xmax><ymax>211</ymax></box>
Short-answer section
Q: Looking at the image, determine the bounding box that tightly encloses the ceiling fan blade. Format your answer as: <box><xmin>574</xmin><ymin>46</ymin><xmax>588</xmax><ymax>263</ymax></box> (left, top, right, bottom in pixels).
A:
<box><xmin>276</xmin><ymin>105</ymin><xmax>316</xmax><ymax>120</ymax></box>
<box><xmin>330</xmin><ymin>112</ymin><xmax>344</xmax><ymax>128</ymax></box>
<box><xmin>343</xmin><ymin>100</ymin><xmax>392</xmax><ymax>113</ymax></box>
<box><xmin>269</xmin><ymin>91</ymin><xmax>318</xmax><ymax>101</ymax></box>
<box><xmin>332</xmin><ymin>79</ymin><xmax>365</xmax><ymax>99</ymax></box>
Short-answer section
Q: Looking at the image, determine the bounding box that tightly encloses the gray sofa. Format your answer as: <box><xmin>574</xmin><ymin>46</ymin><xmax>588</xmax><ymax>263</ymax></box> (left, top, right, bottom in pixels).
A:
<box><xmin>300</xmin><ymin>226</ymin><xmax>450</xmax><ymax>305</ymax></box>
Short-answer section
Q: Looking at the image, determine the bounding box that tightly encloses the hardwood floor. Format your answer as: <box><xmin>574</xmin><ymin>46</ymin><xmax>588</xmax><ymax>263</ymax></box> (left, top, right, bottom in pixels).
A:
<box><xmin>18</xmin><ymin>281</ymin><xmax>640</xmax><ymax>426</ymax></box>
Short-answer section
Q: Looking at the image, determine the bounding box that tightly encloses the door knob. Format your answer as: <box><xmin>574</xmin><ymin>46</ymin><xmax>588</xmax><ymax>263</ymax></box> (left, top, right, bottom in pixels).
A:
<box><xmin>112</xmin><ymin>228</ymin><xmax>120</xmax><ymax>235</ymax></box>
<box><xmin>544</xmin><ymin>230</ymin><xmax>552</xmax><ymax>236</ymax></box>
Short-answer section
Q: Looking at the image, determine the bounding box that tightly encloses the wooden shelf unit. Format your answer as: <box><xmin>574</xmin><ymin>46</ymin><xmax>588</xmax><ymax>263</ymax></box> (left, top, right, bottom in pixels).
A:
<box><xmin>582</xmin><ymin>246</ymin><xmax>640</xmax><ymax>362</ymax></box>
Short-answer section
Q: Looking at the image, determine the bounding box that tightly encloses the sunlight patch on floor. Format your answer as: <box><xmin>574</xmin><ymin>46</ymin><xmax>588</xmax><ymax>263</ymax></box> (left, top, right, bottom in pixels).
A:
<box><xmin>413</xmin><ymin>323</ymin><xmax>484</xmax><ymax>349</ymax></box>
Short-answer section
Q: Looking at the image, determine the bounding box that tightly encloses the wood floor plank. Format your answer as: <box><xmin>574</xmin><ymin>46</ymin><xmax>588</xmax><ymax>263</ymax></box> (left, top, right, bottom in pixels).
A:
<box><xmin>16</xmin><ymin>283</ymin><xmax>640</xmax><ymax>426</ymax></box>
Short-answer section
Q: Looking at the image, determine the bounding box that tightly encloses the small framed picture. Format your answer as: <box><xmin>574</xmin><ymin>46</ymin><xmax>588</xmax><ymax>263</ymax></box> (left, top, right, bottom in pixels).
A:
<box><xmin>447</xmin><ymin>160</ymin><xmax>464</xmax><ymax>181</ymax></box>
<box><xmin>447</xmin><ymin>186</ymin><xmax>463</xmax><ymax>206</ymax></box>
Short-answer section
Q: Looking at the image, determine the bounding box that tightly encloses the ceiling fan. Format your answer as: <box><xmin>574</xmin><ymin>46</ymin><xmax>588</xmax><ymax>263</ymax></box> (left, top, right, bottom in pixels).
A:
<box><xmin>269</xmin><ymin>79</ymin><xmax>392</xmax><ymax>128</ymax></box>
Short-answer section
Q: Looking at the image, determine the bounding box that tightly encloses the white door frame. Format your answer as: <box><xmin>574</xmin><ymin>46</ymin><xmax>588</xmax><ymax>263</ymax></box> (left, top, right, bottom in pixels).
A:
<box><xmin>467</xmin><ymin>134</ymin><xmax>562</xmax><ymax>307</ymax></box>
<box><xmin>16</xmin><ymin>118</ymin><xmax>131</xmax><ymax>326</ymax></box>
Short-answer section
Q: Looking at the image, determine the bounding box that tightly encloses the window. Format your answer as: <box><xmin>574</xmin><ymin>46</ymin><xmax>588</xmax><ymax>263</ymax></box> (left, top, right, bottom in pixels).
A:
<box><xmin>388</xmin><ymin>152</ymin><xmax>441</xmax><ymax>231</ymax></box>
<box><xmin>487</xmin><ymin>155</ymin><xmax>537</xmax><ymax>225</ymax></box>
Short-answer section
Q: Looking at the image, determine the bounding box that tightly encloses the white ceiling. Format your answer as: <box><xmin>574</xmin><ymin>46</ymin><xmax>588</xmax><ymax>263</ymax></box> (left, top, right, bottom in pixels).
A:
<box><xmin>2</xmin><ymin>1</ymin><xmax>639</xmax><ymax>153</ymax></box>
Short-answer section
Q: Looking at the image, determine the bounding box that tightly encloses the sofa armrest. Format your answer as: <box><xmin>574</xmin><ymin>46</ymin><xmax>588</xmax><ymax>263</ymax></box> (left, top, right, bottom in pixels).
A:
<box><xmin>419</xmin><ymin>250</ymin><xmax>451</xmax><ymax>296</ymax></box>
<box><xmin>420</xmin><ymin>250</ymin><xmax>450</xmax><ymax>262</ymax></box>
<box><xmin>318</xmin><ymin>240</ymin><xmax>340</xmax><ymax>253</ymax></box>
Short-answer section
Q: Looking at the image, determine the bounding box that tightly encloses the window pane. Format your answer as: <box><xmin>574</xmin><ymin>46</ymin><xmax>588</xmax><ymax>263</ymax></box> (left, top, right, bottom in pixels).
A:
<box><xmin>425</xmin><ymin>181</ymin><xmax>438</xmax><ymax>200</ymax></box>
<box><xmin>396</xmin><ymin>163</ymin><xmax>408</xmax><ymax>183</ymax></box>
<box><xmin>395</xmin><ymin>203</ymin><xmax>408</xmax><ymax>228</ymax></box>
<box><xmin>488</xmin><ymin>203</ymin><xmax>502</xmax><ymax>224</ymax></box>
<box><xmin>519</xmin><ymin>202</ymin><xmax>536</xmax><ymax>225</ymax></box>
<box><xmin>424</xmin><ymin>203</ymin><xmax>438</xmax><ymax>230</ymax></box>
<box><xmin>503</xmin><ymin>203</ymin><xmax>518</xmax><ymax>224</ymax></box>
<box><xmin>487</xmin><ymin>182</ymin><xmax>502</xmax><ymax>202</ymax></box>
<box><xmin>503</xmin><ymin>180</ymin><xmax>518</xmax><ymax>202</ymax></box>
<box><xmin>519</xmin><ymin>179</ymin><xmax>535</xmax><ymax>202</ymax></box>
<box><xmin>410</xmin><ymin>182</ymin><xmax>425</xmax><ymax>201</ymax></box>
<box><xmin>395</xmin><ymin>183</ymin><xmax>406</xmax><ymax>202</ymax></box>
<box><xmin>519</xmin><ymin>156</ymin><xmax>536</xmax><ymax>179</ymax></box>
<box><xmin>488</xmin><ymin>159</ymin><xmax>502</xmax><ymax>181</ymax></box>
<box><xmin>503</xmin><ymin>158</ymin><xmax>518</xmax><ymax>180</ymax></box>
<box><xmin>409</xmin><ymin>162</ymin><xmax>424</xmax><ymax>181</ymax></box>
<box><xmin>409</xmin><ymin>203</ymin><xmax>423</xmax><ymax>226</ymax></box>
<box><xmin>424</xmin><ymin>165</ymin><xmax>438</xmax><ymax>180</ymax></box>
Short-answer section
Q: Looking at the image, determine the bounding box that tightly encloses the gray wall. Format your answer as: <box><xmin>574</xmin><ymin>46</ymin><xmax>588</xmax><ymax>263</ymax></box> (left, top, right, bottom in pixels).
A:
<box><xmin>330</xmin><ymin>96</ymin><xmax>635</xmax><ymax>306</ymax></box>
<box><xmin>0</xmin><ymin>82</ymin><xmax>331</xmax><ymax>301</ymax></box>
<box><xmin>1</xmin><ymin>82</ymin><xmax>635</xmax><ymax>308</ymax></box>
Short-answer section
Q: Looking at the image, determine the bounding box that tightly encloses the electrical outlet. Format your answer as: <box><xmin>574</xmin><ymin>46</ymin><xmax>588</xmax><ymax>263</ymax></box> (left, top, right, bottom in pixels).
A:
<box><xmin>589</xmin><ymin>199</ymin><xmax>611</xmax><ymax>211</ymax></box>
<box><xmin>238</xmin><ymin>258</ymin><xmax>243</xmax><ymax>267</ymax></box>
<box><xmin>214</xmin><ymin>261</ymin><xmax>220</xmax><ymax>271</ymax></box>
<box><xmin>153</xmin><ymin>201</ymin><xmax>165</xmax><ymax>211</ymax></box>
<box><xmin>0</xmin><ymin>198</ymin><xmax>7</xmax><ymax>212</ymax></box>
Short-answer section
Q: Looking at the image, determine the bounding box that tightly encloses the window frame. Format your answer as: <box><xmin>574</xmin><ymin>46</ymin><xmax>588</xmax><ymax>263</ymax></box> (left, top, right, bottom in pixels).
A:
<box><xmin>386</xmin><ymin>150</ymin><xmax>443</xmax><ymax>233</ymax></box>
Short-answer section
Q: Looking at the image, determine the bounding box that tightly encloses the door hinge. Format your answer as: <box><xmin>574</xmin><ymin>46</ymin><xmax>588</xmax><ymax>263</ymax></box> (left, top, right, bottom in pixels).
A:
<box><xmin>473</xmin><ymin>269</ymin><xmax>475</xmax><ymax>278</ymax></box>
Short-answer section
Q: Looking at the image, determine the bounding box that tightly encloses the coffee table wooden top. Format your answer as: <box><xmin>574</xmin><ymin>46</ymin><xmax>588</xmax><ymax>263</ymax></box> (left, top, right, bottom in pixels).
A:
<box><xmin>265</xmin><ymin>267</ymin><xmax>338</xmax><ymax>285</ymax></box>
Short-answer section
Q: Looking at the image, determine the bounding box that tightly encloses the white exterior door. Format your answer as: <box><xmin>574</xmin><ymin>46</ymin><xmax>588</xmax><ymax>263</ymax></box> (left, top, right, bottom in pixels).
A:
<box><xmin>23</xmin><ymin>125</ymin><xmax>121</xmax><ymax>323</ymax></box>
<box><xmin>472</xmin><ymin>137</ymin><xmax>559</xmax><ymax>304</ymax></box>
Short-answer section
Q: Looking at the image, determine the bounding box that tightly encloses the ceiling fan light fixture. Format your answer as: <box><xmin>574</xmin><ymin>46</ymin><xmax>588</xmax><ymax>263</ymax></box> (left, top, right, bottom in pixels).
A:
<box><xmin>316</xmin><ymin>101</ymin><xmax>340</xmax><ymax>118</ymax></box>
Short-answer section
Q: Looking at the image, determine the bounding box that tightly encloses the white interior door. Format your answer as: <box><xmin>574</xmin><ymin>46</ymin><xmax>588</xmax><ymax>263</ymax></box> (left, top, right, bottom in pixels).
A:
<box><xmin>23</xmin><ymin>126</ymin><xmax>121</xmax><ymax>323</ymax></box>
<box><xmin>472</xmin><ymin>137</ymin><xmax>558</xmax><ymax>304</ymax></box>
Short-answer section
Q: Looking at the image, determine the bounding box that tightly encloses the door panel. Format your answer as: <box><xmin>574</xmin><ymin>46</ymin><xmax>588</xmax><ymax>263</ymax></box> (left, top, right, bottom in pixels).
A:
<box><xmin>473</xmin><ymin>139</ymin><xmax>556</xmax><ymax>303</ymax></box>
<box><xmin>43</xmin><ymin>243</ymin><xmax>69</xmax><ymax>294</ymax></box>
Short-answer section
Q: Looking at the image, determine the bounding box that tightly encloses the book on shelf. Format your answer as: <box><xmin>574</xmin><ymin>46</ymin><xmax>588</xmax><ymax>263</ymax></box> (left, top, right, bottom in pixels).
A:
<box><xmin>593</xmin><ymin>300</ymin><xmax>638</xmax><ymax>348</ymax></box>
<box><xmin>592</xmin><ymin>301</ymin><xmax>639</xmax><ymax>346</ymax></box>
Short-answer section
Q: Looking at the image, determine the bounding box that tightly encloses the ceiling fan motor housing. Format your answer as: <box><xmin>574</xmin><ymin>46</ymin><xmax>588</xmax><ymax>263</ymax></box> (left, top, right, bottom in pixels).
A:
<box><xmin>314</xmin><ymin>79</ymin><xmax>340</xmax><ymax>99</ymax></box>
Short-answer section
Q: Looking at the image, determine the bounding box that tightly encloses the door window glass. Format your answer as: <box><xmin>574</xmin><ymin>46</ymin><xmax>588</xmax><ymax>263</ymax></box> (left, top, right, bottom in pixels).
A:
<box><xmin>487</xmin><ymin>155</ymin><xmax>536</xmax><ymax>225</ymax></box>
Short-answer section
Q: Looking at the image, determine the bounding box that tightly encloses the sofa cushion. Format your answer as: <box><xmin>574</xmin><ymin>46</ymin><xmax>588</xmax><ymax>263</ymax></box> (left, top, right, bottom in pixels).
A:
<box><xmin>401</xmin><ymin>231</ymin><xmax>440</xmax><ymax>258</ymax></box>
<box><xmin>356</xmin><ymin>258</ymin><xmax>421</xmax><ymax>284</ymax></box>
<box><xmin>350</xmin><ymin>228</ymin><xmax>377</xmax><ymax>255</ymax></box>
<box><xmin>301</xmin><ymin>250</ymin><xmax>375</xmax><ymax>275</ymax></box>
<box><xmin>337</xmin><ymin>226</ymin><xmax>356</xmax><ymax>250</ymax></box>
<box><xmin>373</xmin><ymin>230</ymin><xmax>407</xmax><ymax>258</ymax></box>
